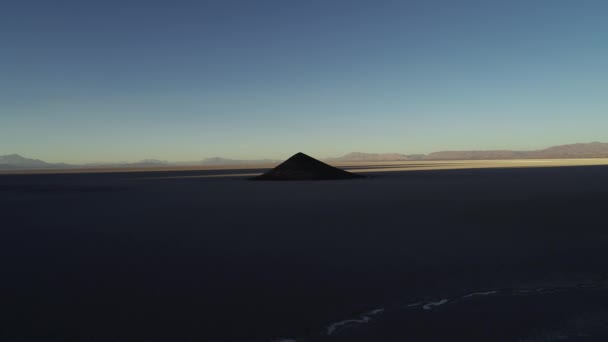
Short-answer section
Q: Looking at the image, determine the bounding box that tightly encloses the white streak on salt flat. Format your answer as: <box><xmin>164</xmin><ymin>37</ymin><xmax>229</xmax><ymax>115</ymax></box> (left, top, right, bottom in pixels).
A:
<box><xmin>325</xmin><ymin>308</ymin><xmax>385</xmax><ymax>336</ymax></box>
<box><xmin>423</xmin><ymin>299</ymin><xmax>448</xmax><ymax>310</ymax></box>
<box><xmin>462</xmin><ymin>291</ymin><xmax>499</xmax><ymax>298</ymax></box>
<box><xmin>367</xmin><ymin>309</ymin><xmax>385</xmax><ymax>315</ymax></box>
<box><xmin>406</xmin><ymin>301</ymin><xmax>424</xmax><ymax>307</ymax></box>
<box><xmin>301</xmin><ymin>282</ymin><xmax>608</xmax><ymax>339</ymax></box>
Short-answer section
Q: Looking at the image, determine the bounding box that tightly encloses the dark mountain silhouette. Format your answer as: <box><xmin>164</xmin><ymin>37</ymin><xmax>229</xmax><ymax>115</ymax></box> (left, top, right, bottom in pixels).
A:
<box><xmin>253</xmin><ymin>152</ymin><xmax>363</xmax><ymax>180</ymax></box>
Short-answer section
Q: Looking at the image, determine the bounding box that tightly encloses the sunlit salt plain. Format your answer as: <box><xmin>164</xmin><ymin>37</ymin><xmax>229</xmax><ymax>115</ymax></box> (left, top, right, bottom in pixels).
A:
<box><xmin>336</xmin><ymin>158</ymin><xmax>608</xmax><ymax>173</ymax></box>
<box><xmin>4</xmin><ymin>158</ymin><xmax>608</xmax><ymax>176</ymax></box>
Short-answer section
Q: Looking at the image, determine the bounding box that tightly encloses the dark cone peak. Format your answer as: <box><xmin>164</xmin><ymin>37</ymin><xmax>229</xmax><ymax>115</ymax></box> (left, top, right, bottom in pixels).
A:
<box><xmin>252</xmin><ymin>152</ymin><xmax>363</xmax><ymax>181</ymax></box>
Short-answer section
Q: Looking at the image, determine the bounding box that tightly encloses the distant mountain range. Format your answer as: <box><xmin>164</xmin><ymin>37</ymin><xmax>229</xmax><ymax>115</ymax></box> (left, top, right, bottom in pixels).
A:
<box><xmin>0</xmin><ymin>154</ymin><xmax>69</xmax><ymax>169</ymax></box>
<box><xmin>180</xmin><ymin>157</ymin><xmax>280</xmax><ymax>166</ymax></box>
<box><xmin>2</xmin><ymin>142</ymin><xmax>608</xmax><ymax>170</ymax></box>
<box><xmin>332</xmin><ymin>142</ymin><xmax>608</xmax><ymax>161</ymax></box>
<box><xmin>422</xmin><ymin>142</ymin><xmax>608</xmax><ymax>160</ymax></box>
<box><xmin>0</xmin><ymin>154</ymin><xmax>280</xmax><ymax>170</ymax></box>
<box><xmin>327</xmin><ymin>152</ymin><xmax>419</xmax><ymax>162</ymax></box>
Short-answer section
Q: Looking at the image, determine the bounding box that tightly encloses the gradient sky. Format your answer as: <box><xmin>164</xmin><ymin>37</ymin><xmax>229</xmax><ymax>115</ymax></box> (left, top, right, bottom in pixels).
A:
<box><xmin>2</xmin><ymin>0</ymin><xmax>607</xmax><ymax>163</ymax></box>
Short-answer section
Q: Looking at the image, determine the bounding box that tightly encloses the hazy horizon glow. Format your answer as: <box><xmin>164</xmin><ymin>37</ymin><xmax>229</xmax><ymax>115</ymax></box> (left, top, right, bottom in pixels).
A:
<box><xmin>2</xmin><ymin>0</ymin><xmax>607</xmax><ymax>163</ymax></box>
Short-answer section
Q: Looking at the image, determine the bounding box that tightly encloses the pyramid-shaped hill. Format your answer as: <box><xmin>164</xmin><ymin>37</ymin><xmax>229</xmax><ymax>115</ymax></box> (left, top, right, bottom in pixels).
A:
<box><xmin>252</xmin><ymin>152</ymin><xmax>364</xmax><ymax>181</ymax></box>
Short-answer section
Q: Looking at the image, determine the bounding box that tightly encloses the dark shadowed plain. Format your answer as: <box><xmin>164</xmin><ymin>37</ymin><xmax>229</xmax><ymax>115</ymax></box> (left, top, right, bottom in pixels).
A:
<box><xmin>2</xmin><ymin>164</ymin><xmax>608</xmax><ymax>341</ymax></box>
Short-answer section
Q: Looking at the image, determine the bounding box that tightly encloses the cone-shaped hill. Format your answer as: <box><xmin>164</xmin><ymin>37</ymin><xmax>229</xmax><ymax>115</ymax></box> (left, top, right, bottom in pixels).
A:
<box><xmin>252</xmin><ymin>152</ymin><xmax>364</xmax><ymax>181</ymax></box>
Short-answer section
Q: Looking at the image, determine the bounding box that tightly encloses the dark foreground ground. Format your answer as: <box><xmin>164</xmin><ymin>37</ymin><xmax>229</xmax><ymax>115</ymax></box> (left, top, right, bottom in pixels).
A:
<box><xmin>1</xmin><ymin>165</ymin><xmax>608</xmax><ymax>341</ymax></box>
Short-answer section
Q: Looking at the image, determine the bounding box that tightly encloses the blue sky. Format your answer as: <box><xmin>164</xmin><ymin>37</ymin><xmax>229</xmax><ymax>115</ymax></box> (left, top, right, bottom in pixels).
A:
<box><xmin>1</xmin><ymin>0</ymin><xmax>607</xmax><ymax>163</ymax></box>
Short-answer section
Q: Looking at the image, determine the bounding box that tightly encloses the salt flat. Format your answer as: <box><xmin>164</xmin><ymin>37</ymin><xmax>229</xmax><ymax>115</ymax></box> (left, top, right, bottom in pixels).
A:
<box><xmin>4</xmin><ymin>158</ymin><xmax>608</xmax><ymax>176</ymax></box>
<box><xmin>1</xmin><ymin>162</ymin><xmax>608</xmax><ymax>341</ymax></box>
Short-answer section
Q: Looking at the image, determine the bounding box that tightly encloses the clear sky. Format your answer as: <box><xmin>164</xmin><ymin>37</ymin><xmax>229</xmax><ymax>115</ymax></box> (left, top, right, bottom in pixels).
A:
<box><xmin>2</xmin><ymin>0</ymin><xmax>607</xmax><ymax>163</ymax></box>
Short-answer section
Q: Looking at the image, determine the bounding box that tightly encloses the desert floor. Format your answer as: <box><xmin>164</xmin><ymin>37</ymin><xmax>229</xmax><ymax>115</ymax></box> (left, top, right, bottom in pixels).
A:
<box><xmin>2</xmin><ymin>160</ymin><xmax>608</xmax><ymax>341</ymax></box>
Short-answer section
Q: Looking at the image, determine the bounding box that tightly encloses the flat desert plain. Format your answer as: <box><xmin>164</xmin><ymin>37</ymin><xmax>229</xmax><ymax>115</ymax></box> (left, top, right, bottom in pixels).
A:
<box><xmin>2</xmin><ymin>159</ymin><xmax>608</xmax><ymax>341</ymax></box>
